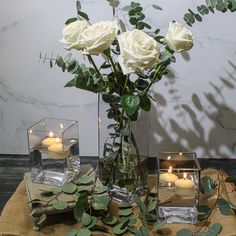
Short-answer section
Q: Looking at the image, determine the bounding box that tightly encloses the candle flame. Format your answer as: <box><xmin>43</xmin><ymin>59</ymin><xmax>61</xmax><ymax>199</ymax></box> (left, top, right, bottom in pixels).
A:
<box><xmin>49</xmin><ymin>131</ymin><xmax>53</xmax><ymax>138</ymax></box>
<box><xmin>168</xmin><ymin>182</ymin><xmax>171</xmax><ymax>187</ymax></box>
<box><xmin>167</xmin><ymin>155</ymin><xmax>171</xmax><ymax>160</ymax></box>
<box><xmin>179</xmin><ymin>152</ymin><xmax>183</xmax><ymax>156</ymax></box>
<box><xmin>29</xmin><ymin>129</ymin><xmax>33</xmax><ymax>134</ymax></box>
<box><xmin>168</xmin><ymin>166</ymin><xmax>172</xmax><ymax>174</ymax></box>
<box><xmin>183</xmin><ymin>173</ymin><xmax>187</xmax><ymax>179</ymax></box>
<box><xmin>60</xmin><ymin>123</ymin><xmax>64</xmax><ymax>129</ymax></box>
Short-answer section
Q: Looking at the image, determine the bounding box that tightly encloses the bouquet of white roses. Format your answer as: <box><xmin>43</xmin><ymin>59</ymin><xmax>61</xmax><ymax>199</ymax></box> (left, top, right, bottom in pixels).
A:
<box><xmin>49</xmin><ymin>0</ymin><xmax>193</xmax><ymax>190</ymax></box>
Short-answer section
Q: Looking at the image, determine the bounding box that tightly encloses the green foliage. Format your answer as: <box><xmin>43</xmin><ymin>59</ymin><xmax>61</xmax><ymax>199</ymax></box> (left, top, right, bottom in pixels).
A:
<box><xmin>112</xmin><ymin>222</ymin><xmax>128</xmax><ymax>235</ymax></box>
<box><xmin>184</xmin><ymin>0</ymin><xmax>236</xmax><ymax>26</ymax></box>
<box><xmin>77</xmin><ymin>228</ymin><xmax>92</xmax><ymax>236</ymax></box>
<box><xmin>77</xmin><ymin>176</ymin><xmax>94</xmax><ymax>185</ymax></box>
<box><xmin>121</xmin><ymin>95</ymin><xmax>140</xmax><ymax>116</ymax></box>
<box><xmin>37</xmin><ymin>213</ymin><xmax>47</xmax><ymax>225</ymax></box>
<box><xmin>65</xmin><ymin>229</ymin><xmax>78</xmax><ymax>236</ymax></box>
<box><xmin>176</xmin><ymin>229</ymin><xmax>193</xmax><ymax>236</ymax></box>
<box><xmin>217</xmin><ymin>198</ymin><xmax>232</xmax><ymax>215</ymax></box>
<box><xmin>200</xmin><ymin>176</ymin><xmax>214</xmax><ymax>194</ymax></box>
<box><xmin>103</xmin><ymin>216</ymin><xmax>118</xmax><ymax>225</ymax></box>
<box><xmin>197</xmin><ymin>204</ymin><xmax>212</xmax><ymax>220</ymax></box>
<box><xmin>62</xmin><ymin>182</ymin><xmax>77</xmax><ymax>194</ymax></box>
<box><xmin>52</xmin><ymin>201</ymin><xmax>68</xmax><ymax>210</ymax></box>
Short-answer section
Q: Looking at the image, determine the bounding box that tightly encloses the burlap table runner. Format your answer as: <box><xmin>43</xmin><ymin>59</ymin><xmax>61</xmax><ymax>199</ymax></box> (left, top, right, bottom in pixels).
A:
<box><xmin>0</xmin><ymin>169</ymin><xmax>236</xmax><ymax>236</ymax></box>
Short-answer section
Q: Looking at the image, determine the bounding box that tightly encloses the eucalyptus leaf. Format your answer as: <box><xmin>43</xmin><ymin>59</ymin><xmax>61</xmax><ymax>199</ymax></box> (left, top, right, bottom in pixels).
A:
<box><xmin>86</xmin><ymin>216</ymin><xmax>97</xmax><ymax>229</ymax></box>
<box><xmin>198</xmin><ymin>204</ymin><xmax>212</xmax><ymax>220</ymax></box>
<box><xmin>153</xmin><ymin>221</ymin><xmax>167</xmax><ymax>229</ymax></box>
<box><xmin>92</xmin><ymin>202</ymin><xmax>107</xmax><ymax>211</ymax></box>
<box><xmin>118</xmin><ymin>203</ymin><xmax>132</xmax><ymax>209</ymax></box>
<box><xmin>122</xmin><ymin>5</ymin><xmax>132</xmax><ymax>11</ymax></box>
<box><xmin>119</xmin><ymin>208</ymin><xmax>132</xmax><ymax>216</ymax></box>
<box><xmin>65</xmin><ymin>229</ymin><xmax>78</xmax><ymax>236</ymax></box>
<box><xmin>112</xmin><ymin>223</ymin><xmax>128</xmax><ymax>235</ymax></box>
<box><xmin>208</xmin><ymin>223</ymin><xmax>222</xmax><ymax>235</ymax></box>
<box><xmin>52</xmin><ymin>201</ymin><xmax>68</xmax><ymax>211</ymax></box>
<box><xmin>62</xmin><ymin>182</ymin><xmax>77</xmax><ymax>194</ymax></box>
<box><xmin>102</xmin><ymin>216</ymin><xmax>118</xmax><ymax>225</ymax></box>
<box><xmin>77</xmin><ymin>228</ymin><xmax>91</xmax><ymax>236</ymax></box>
<box><xmin>82</xmin><ymin>212</ymin><xmax>92</xmax><ymax>226</ymax></box>
<box><xmin>37</xmin><ymin>213</ymin><xmax>47</xmax><ymax>225</ymax></box>
<box><xmin>76</xmin><ymin>1</ymin><xmax>81</xmax><ymax>12</ymax></box>
<box><xmin>74</xmin><ymin>199</ymin><xmax>86</xmax><ymax>221</ymax></box>
<box><xmin>65</xmin><ymin>17</ymin><xmax>78</xmax><ymax>25</ymax></box>
<box><xmin>200</xmin><ymin>176</ymin><xmax>214</xmax><ymax>194</ymax></box>
<box><xmin>121</xmin><ymin>95</ymin><xmax>140</xmax><ymax>116</ymax></box>
<box><xmin>176</xmin><ymin>228</ymin><xmax>193</xmax><ymax>236</ymax></box>
<box><xmin>94</xmin><ymin>186</ymin><xmax>109</xmax><ymax>194</ymax></box>
<box><xmin>152</xmin><ymin>4</ymin><xmax>162</xmax><ymax>10</ymax></box>
<box><xmin>147</xmin><ymin>199</ymin><xmax>157</xmax><ymax>212</ymax></box>
<box><xmin>77</xmin><ymin>176</ymin><xmax>93</xmax><ymax>185</ymax></box>
<box><xmin>135</xmin><ymin>226</ymin><xmax>149</xmax><ymax>236</ymax></box>
<box><xmin>218</xmin><ymin>198</ymin><xmax>232</xmax><ymax>215</ymax></box>
<box><xmin>40</xmin><ymin>191</ymin><xmax>54</xmax><ymax>197</ymax></box>
<box><xmin>78</xmin><ymin>11</ymin><xmax>89</xmax><ymax>21</ymax></box>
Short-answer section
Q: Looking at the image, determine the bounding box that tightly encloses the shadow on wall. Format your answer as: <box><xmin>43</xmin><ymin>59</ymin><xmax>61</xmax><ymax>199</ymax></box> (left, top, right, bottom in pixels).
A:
<box><xmin>149</xmin><ymin>59</ymin><xmax>236</xmax><ymax>158</ymax></box>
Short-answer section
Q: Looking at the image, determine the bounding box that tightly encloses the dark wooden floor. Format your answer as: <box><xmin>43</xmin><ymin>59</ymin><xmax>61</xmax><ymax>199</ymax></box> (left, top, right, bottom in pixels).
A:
<box><xmin>0</xmin><ymin>155</ymin><xmax>235</xmax><ymax>211</ymax></box>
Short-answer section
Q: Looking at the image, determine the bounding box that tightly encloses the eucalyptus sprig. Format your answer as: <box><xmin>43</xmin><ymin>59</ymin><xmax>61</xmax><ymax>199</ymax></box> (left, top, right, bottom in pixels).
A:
<box><xmin>184</xmin><ymin>0</ymin><xmax>236</xmax><ymax>26</ymax></box>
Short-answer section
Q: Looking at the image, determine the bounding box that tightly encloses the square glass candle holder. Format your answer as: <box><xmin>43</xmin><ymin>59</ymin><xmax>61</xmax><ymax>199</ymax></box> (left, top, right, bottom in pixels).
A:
<box><xmin>157</xmin><ymin>152</ymin><xmax>201</xmax><ymax>224</ymax></box>
<box><xmin>27</xmin><ymin>118</ymin><xmax>80</xmax><ymax>186</ymax></box>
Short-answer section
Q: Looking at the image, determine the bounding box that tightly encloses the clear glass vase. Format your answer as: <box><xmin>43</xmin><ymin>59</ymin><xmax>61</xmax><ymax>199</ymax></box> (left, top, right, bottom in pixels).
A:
<box><xmin>98</xmin><ymin>93</ymin><xmax>150</xmax><ymax>203</ymax></box>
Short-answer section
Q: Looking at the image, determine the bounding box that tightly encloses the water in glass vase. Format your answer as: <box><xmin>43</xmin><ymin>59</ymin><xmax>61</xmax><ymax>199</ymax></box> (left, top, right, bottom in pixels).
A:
<box><xmin>98</xmin><ymin>94</ymin><xmax>149</xmax><ymax>203</ymax></box>
<box><xmin>28</xmin><ymin>118</ymin><xmax>80</xmax><ymax>186</ymax></box>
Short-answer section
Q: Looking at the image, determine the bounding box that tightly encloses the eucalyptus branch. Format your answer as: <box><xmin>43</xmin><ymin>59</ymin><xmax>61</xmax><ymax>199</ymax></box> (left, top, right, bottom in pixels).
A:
<box><xmin>143</xmin><ymin>64</ymin><xmax>162</xmax><ymax>94</ymax></box>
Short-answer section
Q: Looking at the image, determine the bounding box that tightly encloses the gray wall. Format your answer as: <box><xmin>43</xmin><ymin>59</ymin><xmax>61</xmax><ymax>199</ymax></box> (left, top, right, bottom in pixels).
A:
<box><xmin>0</xmin><ymin>0</ymin><xmax>236</xmax><ymax>158</ymax></box>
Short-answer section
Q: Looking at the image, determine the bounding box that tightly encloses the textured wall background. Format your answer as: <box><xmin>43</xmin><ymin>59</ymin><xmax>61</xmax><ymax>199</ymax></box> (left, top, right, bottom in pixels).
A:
<box><xmin>0</xmin><ymin>0</ymin><xmax>236</xmax><ymax>158</ymax></box>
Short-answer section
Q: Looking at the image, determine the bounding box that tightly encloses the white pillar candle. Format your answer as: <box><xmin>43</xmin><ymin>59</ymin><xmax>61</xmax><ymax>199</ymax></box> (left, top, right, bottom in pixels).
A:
<box><xmin>160</xmin><ymin>166</ymin><xmax>179</xmax><ymax>184</ymax></box>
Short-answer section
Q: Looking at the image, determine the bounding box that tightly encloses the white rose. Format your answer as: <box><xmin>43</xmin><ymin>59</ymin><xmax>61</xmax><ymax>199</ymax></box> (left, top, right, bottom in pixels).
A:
<box><xmin>60</xmin><ymin>20</ymin><xmax>89</xmax><ymax>50</ymax></box>
<box><xmin>165</xmin><ymin>22</ymin><xmax>193</xmax><ymax>52</ymax></box>
<box><xmin>118</xmin><ymin>29</ymin><xmax>160</xmax><ymax>74</ymax></box>
<box><xmin>81</xmin><ymin>21</ymin><xmax>117</xmax><ymax>55</ymax></box>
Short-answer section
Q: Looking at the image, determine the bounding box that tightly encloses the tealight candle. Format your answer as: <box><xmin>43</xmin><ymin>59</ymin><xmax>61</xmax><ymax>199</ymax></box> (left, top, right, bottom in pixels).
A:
<box><xmin>160</xmin><ymin>166</ymin><xmax>179</xmax><ymax>184</ymax></box>
<box><xmin>175</xmin><ymin>173</ymin><xmax>195</xmax><ymax>196</ymax></box>
<box><xmin>42</xmin><ymin>132</ymin><xmax>62</xmax><ymax>147</ymax></box>
<box><xmin>175</xmin><ymin>173</ymin><xmax>194</xmax><ymax>189</ymax></box>
<box><xmin>47</xmin><ymin>138</ymin><xmax>69</xmax><ymax>159</ymax></box>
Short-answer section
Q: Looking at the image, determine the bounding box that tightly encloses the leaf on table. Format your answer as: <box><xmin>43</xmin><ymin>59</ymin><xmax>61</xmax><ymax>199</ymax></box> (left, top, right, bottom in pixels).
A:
<box><xmin>176</xmin><ymin>228</ymin><xmax>192</xmax><ymax>236</ymax></box>
<box><xmin>37</xmin><ymin>213</ymin><xmax>47</xmax><ymax>225</ymax></box>
<box><xmin>52</xmin><ymin>201</ymin><xmax>68</xmax><ymax>211</ymax></box>
<box><xmin>62</xmin><ymin>182</ymin><xmax>77</xmax><ymax>194</ymax></box>
<box><xmin>82</xmin><ymin>212</ymin><xmax>92</xmax><ymax>226</ymax></box>
<box><xmin>218</xmin><ymin>198</ymin><xmax>232</xmax><ymax>215</ymax></box>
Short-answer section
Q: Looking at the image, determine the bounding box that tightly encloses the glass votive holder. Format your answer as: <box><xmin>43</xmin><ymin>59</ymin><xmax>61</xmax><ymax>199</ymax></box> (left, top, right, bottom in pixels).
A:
<box><xmin>157</xmin><ymin>152</ymin><xmax>201</xmax><ymax>224</ymax></box>
<box><xmin>27</xmin><ymin>118</ymin><xmax>80</xmax><ymax>186</ymax></box>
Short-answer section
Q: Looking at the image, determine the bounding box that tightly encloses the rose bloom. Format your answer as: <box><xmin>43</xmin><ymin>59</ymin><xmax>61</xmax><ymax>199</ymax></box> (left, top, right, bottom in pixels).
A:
<box><xmin>81</xmin><ymin>21</ymin><xmax>117</xmax><ymax>55</ymax></box>
<box><xmin>60</xmin><ymin>20</ymin><xmax>89</xmax><ymax>50</ymax></box>
<box><xmin>165</xmin><ymin>22</ymin><xmax>193</xmax><ymax>52</ymax></box>
<box><xmin>118</xmin><ymin>29</ymin><xmax>160</xmax><ymax>74</ymax></box>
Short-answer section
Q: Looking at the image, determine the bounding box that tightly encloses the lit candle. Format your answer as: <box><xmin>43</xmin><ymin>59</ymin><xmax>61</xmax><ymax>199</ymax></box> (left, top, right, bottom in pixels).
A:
<box><xmin>175</xmin><ymin>173</ymin><xmax>195</xmax><ymax>188</ymax></box>
<box><xmin>48</xmin><ymin>138</ymin><xmax>64</xmax><ymax>152</ymax></box>
<box><xmin>175</xmin><ymin>173</ymin><xmax>195</xmax><ymax>196</ymax></box>
<box><xmin>160</xmin><ymin>166</ymin><xmax>179</xmax><ymax>184</ymax></box>
<box><xmin>42</xmin><ymin>132</ymin><xmax>62</xmax><ymax>147</ymax></box>
<box><xmin>47</xmin><ymin>138</ymin><xmax>69</xmax><ymax>159</ymax></box>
